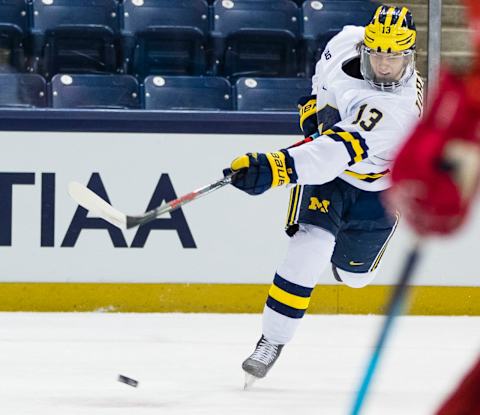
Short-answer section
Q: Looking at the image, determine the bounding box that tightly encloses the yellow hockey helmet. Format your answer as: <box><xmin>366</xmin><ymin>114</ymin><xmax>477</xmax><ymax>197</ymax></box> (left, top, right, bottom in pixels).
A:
<box><xmin>360</xmin><ymin>5</ymin><xmax>417</xmax><ymax>90</ymax></box>
<box><xmin>364</xmin><ymin>5</ymin><xmax>416</xmax><ymax>53</ymax></box>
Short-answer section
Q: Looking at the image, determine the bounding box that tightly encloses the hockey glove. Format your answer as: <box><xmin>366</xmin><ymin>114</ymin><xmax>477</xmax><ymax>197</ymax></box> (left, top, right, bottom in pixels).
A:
<box><xmin>224</xmin><ymin>150</ymin><xmax>297</xmax><ymax>195</ymax></box>
<box><xmin>297</xmin><ymin>95</ymin><xmax>318</xmax><ymax>138</ymax></box>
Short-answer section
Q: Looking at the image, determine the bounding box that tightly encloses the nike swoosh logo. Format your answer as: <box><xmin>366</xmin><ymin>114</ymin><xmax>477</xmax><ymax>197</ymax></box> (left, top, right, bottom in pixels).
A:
<box><xmin>349</xmin><ymin>261</ymin><xmax>364</xmax><ymax>266</ymax></box>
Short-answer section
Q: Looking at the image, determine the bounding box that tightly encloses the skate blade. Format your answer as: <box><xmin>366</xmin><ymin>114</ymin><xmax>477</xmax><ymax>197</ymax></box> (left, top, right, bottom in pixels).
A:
<box><xmin>243</xmin><ymin>373</ymin><xmax>258</xmax><ymax>390</ymax></box>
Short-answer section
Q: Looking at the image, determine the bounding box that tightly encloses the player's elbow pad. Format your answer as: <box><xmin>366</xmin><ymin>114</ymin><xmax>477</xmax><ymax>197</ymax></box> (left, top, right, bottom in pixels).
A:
<box><xmin>297</xmin><ymin>95</ymin><xmax>318</xmax><ymax>138</ymax></box>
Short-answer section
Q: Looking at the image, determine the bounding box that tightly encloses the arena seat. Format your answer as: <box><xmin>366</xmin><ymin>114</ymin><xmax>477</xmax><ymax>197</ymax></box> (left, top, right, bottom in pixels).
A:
<box><xmin>235</xmin><ymin>77</ymin><xmax>310</xmax><ymax>111</ymax></box>
<box><xmin>144</xmin><ymin>75</ymin><xmax>232</xmax><ymax>111</ymax></box>
<box><xmin>0</xmin><ymin>73</ymin><xmax>47</xmax><ymax>107</ymax></box>
<box><xmin>0</xmin><ymin>0</ymin><xmax>29</xmax><ymax>72</ymax></box>
<box><xmin>211</xmin><ymin>0</ymin><xmax>301</xmax><ymax>78</ymax></box>
<box><xmin>302</xmin><ymin>0</ymin><xmax>377</xmax><ymax>77</ymax></box>
<box><xmin>50</xmin><ymin>74</ymin><xmax>140</xmax><ymax>109</ymax></box>
<box><xmin>296</xmin><ymin>0</ymin><xmax>375</xmax><ymax>4</ymax></box>
<box><xmin>30</xmin><ymin>0</ymin><xmax>120</xmax><ymax>78</ymax></box>
<box><xmin>121</xmin><ymin>0</ymin><xmax>209</xmax><ymax>78</ymax></box>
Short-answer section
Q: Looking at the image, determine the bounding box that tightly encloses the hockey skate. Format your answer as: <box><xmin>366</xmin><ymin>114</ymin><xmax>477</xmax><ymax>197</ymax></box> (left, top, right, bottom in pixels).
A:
<box><xmin>242</xmin><ymin>335</ymin><xmax>284</xmax><ymax>389</ymax></box>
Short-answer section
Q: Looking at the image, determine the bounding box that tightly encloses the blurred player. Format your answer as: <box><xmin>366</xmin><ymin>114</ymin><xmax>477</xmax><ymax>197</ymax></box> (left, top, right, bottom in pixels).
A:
<box><xmin>222</xmin><ymin>5</ymin><xmax>423</xmax><ymax>387</ymax></box>
<box><xmin>435</xmin><ymin>356</ymin><xmax>480</xmax><ymax>415</ymax></box>
<box><xmin>389</xmin><ymin>0</ymin><xmax>480</xmax><ymax>413</ymax></box>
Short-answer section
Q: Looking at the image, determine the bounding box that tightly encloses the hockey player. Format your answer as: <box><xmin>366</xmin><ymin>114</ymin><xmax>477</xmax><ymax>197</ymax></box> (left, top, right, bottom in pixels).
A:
<box><xmin>389</xmin><ymin>0</ymin><xmax>480</xmax><ymax>412</ymax></box>
<box><xmin>222</xmin><ymin>5</ymin><xmax>423</xmax><ymax>387</ymax></box>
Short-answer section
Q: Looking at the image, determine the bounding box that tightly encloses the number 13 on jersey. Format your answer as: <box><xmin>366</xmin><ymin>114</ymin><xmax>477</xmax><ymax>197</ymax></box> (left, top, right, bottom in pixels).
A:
<box><xmin>353</xmin><ymin>104</ymin><xmax>384</xmax><ymax>131</ymax></box>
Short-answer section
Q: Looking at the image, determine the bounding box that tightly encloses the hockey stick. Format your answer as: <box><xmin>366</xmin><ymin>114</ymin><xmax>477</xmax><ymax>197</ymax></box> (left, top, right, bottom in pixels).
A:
<box><xmin>349</xmin><ymin>239</ymin><xmax>422</xmax><ymax>415</ymax></box>
<box><xmin>68</xmin><ymin>172</ymin><xmax>236</xmax><ymax>230</ymax></box>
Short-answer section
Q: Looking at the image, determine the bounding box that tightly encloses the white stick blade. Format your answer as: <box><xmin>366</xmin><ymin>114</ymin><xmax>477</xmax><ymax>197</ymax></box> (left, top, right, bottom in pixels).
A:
<box><xmin>68</xmin><ymin>181</ymin><xmax>127</xmax><ymax>230</ymax></box>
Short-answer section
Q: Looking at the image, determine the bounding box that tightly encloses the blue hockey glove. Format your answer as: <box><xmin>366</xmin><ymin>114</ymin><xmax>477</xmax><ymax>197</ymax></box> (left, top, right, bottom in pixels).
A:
<box><xmin>297</xmin><ymin>94</ymin><xmax>318</xmax><ymax>138</ymax></box>
<box><xmin>223</xmin><ymin>150</ymin><xmax>297</xmax><ymax>195</ymax></box>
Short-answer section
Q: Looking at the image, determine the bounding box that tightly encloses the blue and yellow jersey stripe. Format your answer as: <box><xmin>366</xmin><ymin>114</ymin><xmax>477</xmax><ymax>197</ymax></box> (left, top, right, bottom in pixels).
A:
<box><xmin>286</xmin><ymin>185</ymin><xmax>302</xmax><ymax>227</ymax></box>
<box><xmin>370</xmin><ymin>212</ymin><xmax>400</xmax><ymax>272</ymax></box>
<box><xmin>322</xmin><ymin>126</ymin><xmax>369</xmax><ymax>166</ymax></box>
<box><xmin>266</xmin><ymin>273</ymin><xmax>313</xmax><ymax>319</ymax></box>
<box><xmin>343</xmin><ymin>169</ymin><xmax>390</xmax><ymax>183</ymax></box>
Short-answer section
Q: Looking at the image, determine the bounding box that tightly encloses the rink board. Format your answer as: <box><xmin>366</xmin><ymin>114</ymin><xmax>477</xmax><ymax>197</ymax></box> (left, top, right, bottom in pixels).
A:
<box><xmin>0</xmin><ymin>131</ymin><xmax>479</xmax><ymax>315</ymax></box>
<box><xmin>0</xmin><ymin>283</ymin><xmax>478</xmax><ymax>315</ymax></box>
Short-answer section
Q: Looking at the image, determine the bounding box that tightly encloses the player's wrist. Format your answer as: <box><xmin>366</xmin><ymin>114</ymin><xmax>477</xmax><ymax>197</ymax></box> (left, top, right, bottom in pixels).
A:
<box><xmin>266</xmin><ymin>150</ymin><xmax>297</xmax><ymax>187</ymax></box>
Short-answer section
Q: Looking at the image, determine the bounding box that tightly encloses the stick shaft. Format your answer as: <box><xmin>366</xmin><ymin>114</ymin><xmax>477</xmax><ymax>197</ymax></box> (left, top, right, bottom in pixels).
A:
<box><xmin>350</xmin><ymin>241</ymin><xmax>422</xmax><ymax>415</ymax></box>
<box><xmin>126</xmin><ymin>173</ymin><xmax>235</xmax><ymax>228</ymax></box>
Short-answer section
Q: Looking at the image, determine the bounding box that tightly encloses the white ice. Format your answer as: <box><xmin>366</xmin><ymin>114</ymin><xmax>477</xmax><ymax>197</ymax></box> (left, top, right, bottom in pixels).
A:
<box><xmin>0</xmin><ymin>313</ymin><xmax>478</xmax><ymax>415</ymax></box>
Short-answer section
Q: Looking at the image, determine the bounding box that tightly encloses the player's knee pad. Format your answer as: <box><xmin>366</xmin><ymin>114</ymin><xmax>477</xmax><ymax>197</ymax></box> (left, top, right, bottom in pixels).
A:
<box><xmin>332</xmin><ymin>265</ymin><xmax>378</xmax><ymax>288</ymax></box>
<box><xmin>277</xmin><ymin>224</ymin><xmax>335</xmax><ymax>288</ymax></box>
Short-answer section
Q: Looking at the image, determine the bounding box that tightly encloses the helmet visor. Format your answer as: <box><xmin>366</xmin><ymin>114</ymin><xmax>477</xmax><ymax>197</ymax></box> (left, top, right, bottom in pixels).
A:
<box><xmin>360</xmin><ymin>46</ymin><xmax>415</xmax><ymax>90</ymax></box>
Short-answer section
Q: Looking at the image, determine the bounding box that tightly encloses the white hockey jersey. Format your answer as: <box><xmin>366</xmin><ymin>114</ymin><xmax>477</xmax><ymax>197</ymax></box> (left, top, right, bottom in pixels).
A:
<box><xmin>288</xmin><ymin>25</ymin><xmax>424</xmax><ymax>191</ymax></box>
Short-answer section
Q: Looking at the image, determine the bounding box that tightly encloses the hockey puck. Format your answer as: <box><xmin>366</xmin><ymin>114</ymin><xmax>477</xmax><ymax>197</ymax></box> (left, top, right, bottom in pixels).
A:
<box><xmin>118</xmin><ymin>374</ymin><xmax>138</xmax><ymax>387</ymax></box>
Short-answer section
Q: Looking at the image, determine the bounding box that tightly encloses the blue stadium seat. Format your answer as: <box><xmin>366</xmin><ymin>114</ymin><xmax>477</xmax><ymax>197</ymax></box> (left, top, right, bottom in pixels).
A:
<box><xmin>0</xmin><ymin>73</ymin><xmax>47</xmax><ymax>107</ymax></box>
<box><xmin>121</xmin><ymin>0</ymin><xmax>209</xmax><ymax>78</ymax></box>
<box><xmin>144</xmin><ymin>75</ymin><xmax>232</xmax><ymax>111</ymax></box>
<box><xmin>294</xmin><ymin>0</ymin><xmax>375</xmax><ymax>5</ymax></box>
<box><xmin>0</xmin><ymin>0</ymin><xmax>29</xmax><ymax>72</ymax></box>
<box><xmin>50</xmin><ymin>74</ymin><xmax>140</xmax><ymax>109</ymax></box>
<box><xmin>211</xmin><ymin>0</ymin><xmax>301</xmax><ymax>78</ymax></box>
<box><xmin>302</xmin><ymin>0</ymin><xmax>378</xmax><ymax>77</ymax></box>
<box><xmin>30</xmin><ymin>0</ymin><xmax>120</xmax><ymax>78</ymax></box>
<box><xmin>235</xmin><ymin>77</ymin><xmax>310</xmax><ymax>111</ymax></box>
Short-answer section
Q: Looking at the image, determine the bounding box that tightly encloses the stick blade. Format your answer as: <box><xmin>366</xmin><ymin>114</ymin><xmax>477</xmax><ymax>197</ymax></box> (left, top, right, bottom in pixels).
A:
<box><xmin>68</xmin><ymin>181</ymin><xmax>127</xmax><ymax>230</ymax></box>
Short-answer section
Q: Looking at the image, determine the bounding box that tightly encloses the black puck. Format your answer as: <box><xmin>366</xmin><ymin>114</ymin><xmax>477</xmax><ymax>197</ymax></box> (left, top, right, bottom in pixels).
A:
<box><xmin>118</xmin><ymin>374</ymin><xmax>139</xmax><ymax>387</ymax></box>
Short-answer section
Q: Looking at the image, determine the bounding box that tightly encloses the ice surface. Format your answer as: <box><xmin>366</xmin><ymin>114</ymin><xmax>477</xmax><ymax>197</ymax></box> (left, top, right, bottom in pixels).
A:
<box><xmin>0</xmin><ymin>313</ymin><xmax>478</xmax><ymax>415</ymax></box>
